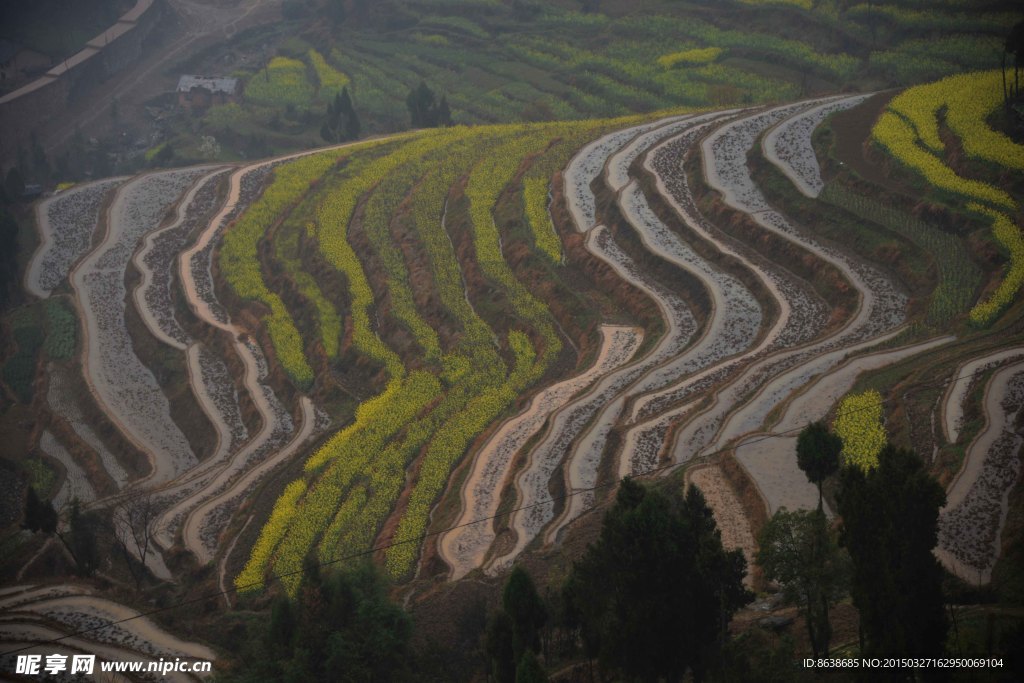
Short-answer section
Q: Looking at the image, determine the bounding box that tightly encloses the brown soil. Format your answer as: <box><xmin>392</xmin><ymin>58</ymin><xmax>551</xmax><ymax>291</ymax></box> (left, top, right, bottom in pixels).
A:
<box><xmin>826</xmin><ymin>90</ymin><xmax>896</xmax><ymax>187</ymax></box>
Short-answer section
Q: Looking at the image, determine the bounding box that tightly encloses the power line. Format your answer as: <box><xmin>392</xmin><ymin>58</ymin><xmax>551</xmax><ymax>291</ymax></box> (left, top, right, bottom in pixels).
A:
<box><xmin>3</xmin><ymin>348</ymin><xmax>1019</xmax><ymax>658</ymax></box>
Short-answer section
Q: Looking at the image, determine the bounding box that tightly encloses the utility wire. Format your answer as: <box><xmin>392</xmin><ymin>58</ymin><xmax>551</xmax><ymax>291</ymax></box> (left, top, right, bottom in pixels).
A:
<box><xmin>2</xmin><ymin>352</ymin><xmax>1020</xmax><ymax>658</ymax></box>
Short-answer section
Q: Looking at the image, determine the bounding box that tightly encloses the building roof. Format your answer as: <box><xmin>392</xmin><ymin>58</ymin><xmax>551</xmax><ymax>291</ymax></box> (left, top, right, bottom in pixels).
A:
<box><xmin>176</xmin><ymin>75</ymin><xmax>238</xmax><ymax>95</ymax></box>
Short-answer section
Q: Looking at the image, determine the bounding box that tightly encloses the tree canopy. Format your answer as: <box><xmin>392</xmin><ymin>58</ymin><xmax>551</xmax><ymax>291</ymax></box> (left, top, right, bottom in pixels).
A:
<box><xmin>796</xmin><ymin>421</ymin><xmax>842</xmax><ymax>510</ymax></box>
<box><xmin>222</xmin><ymin>561</ymin><xmax>411</xmax><ymax>682</ymax></box>
<box><xmin>563</xmin><ymin>478</ymin><xmax>751</xmax><ymax>682</ymax></box>
<box><xmin>757</xmin><ymin>508</ymin><xmax>849</xmax><ymax>658</ymax></box>
<box><xmin>836</xmin><ymin>445</ymin><xmax>948</xmax><ymax>659</ymax></box>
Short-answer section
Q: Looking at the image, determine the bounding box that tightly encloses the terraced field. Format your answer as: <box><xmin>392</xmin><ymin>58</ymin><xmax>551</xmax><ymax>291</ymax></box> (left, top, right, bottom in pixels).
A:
<box><xmin>5</xmin><ymin>64</ymin><xmax>1022</xmax><ymax>670</ymax></box>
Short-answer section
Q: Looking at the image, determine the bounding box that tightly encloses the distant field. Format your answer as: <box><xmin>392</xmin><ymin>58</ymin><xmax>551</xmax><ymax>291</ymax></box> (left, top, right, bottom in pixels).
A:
<box><xmin>176</xmin><ymin>0</ymin><xmax>1015</xmax><ymax>162</ymax></box>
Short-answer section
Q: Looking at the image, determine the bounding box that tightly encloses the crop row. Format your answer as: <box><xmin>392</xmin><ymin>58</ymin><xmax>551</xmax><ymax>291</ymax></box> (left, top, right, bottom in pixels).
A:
<box><xmin>833</xmin><ymin>389</ymin><xmax>886</xmax><ymax>472</ymax></box>
<box><xmin>220</xmin><ymin>150</ymin><xmax>344</xmax><ymax>386</ymax></box>
<box><xmin>967</xmin><ymin>205</ymin><xmax>1024</xmax><ymax>326</ymax></box>
<box><xmin>657</xmin><ymin>47</ymin><xmax>723</xmax><ymax>68</ymax></box>
<box><xmin>820</xmin><ymin>184</ymin><xmax>980</xmax><ymax>326</ymax></box>
<box><xmin>272</xmin><ymin>214</ymin><xmax>343</xmax><ymax>358</ymax></box>
<box><xmin>307</xmin><ymin>49</ymin><xmax>349</xmax><ymax>101</ymax></box>
<box><xmin>872</xmin><ymin>111</ymin><xmax>1014</xmax><ymax>211</ymax></box>
<box><xmin>384</xmin><ymin>127</ymin><xmax>570</xmax><ymax>576</ymax></box>
<box><xmin>243</xmin><ymin>56</ymin><xmax>314</xmax><ymax>108</ymax></box>
<box><xmin>887</xmin><ymin>70</ymin><xmax>1024</xmax><ymax>171</ymax></box>
<box><xmin>239</xmin><ymin>130</ymin><xmax>503</xmax><ymax>590</ymax></box>
<box><xmin>521</xmin><ymin>121</ymin><xmax>626</xmax><ymax>261</ymax></box>
<box><xmin>44</xmin><ymin>298</ymin><xmax>77</xmax><ymax>361</ymax></box>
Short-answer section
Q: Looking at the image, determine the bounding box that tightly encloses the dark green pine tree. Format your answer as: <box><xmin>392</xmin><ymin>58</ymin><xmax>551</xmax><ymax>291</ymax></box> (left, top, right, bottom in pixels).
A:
<box><xmin>339</xmin><ymin>86</ymin><xmax>361</xmax><ymax>140</ymax></box>
<box><xmin>837</xmin><ymin>445</ymin><xmax>948</xmax><ymax>659</ymax></box>
<box><xmin>407</xmin><ymin>81</ymin><xmax>438</xmax><ymax>128</ymax></box>
<box><xmin>437</xmin><ymin>95</ymin><xmax>452</xmax><ymax>127</ymax></box>
<box><xmin>22</xmin><ymin>487</ymin><xmax>57</xmax><ymax>534</ymax></box>
<box><xmin>502</xmin><ymin>565</ymin><xmax>547</xmax><ymax>659</ymax></box>
<box><xmin>564</xmin><ymin>479</ymin><xmax>751</xmax><ymax>682</ymax></box>
<box><xmin>485</xmin><ymin>609</ymin><xmax>517</xmax><ymax>683</ymax></box>
<box><xmin>0</xmin><ymin>208</ymin><xmax>19</xmax><ymax>310</ymax></box>
<box><xmin>515</xmin><ymin>651</ymin><xmax>548</xmax><ymax>683</ymax></box>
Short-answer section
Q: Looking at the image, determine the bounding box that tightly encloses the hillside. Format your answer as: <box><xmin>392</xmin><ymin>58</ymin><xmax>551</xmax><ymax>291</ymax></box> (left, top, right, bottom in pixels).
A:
<box><xmin>1</xmin><ymin>1</ymin><xmax>1023</xmax><ymax>680</ymax></box>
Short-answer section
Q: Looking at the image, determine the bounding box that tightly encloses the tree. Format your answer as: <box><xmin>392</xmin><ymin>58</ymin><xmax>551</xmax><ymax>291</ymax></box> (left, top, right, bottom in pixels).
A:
<box><xmin>112</xmin><ymin>494</ymin><xmax>157</xmax><ymax>591</ymax></box>
<box><xmin>23</xmin><ymin>487</ymin><xmax>57</xmax><ymax>534</ymax></box>
<box><xmin>437</xmin><ymin>95</ymin><xmax>452</xmax><ymax>127</ymax></box>
<box><xmin>30</xmin><ymin>132</ymin><xmax>49</xmax><ymax>185</ymax></box>
<box><xmin>503</xmin><ymin>565</ymin><xmax>547</xmax><ymax>659</ymax></box>
<box><xmin>796</xmin><ymin>421</ymin><xmax>842</xmax><ymax>511</ymax></box>
<box><xmin>564</xmin><ymin>479</ymin><xmax>751</xmax><ymax>682</ymax></box>
<box><xmin>515</xmin><ymin>651</ymin><xmax>547</xmax><ymax>683</ymax></box>
<box><xmin>0</xmin><ymin>208</ymin><xmax>19</xmax><ymax>310</ymax></box>
<box><xmin>836</xmin><ymin>445</ymin><xmax>947</xmax><ymax>659</ymax></box>
<box><xmin>1005</xmin><ymin>19</ymin><xmax>1024</xmax><ymax>102</ymax></box>
<box><xmin>406</xmin><ymin>82</ymin><xmax>450</xmax><ymax>129</ymax></box>
<box><xmin>321</xmin><ymin>87</ymin><xmax>361</xmax><ymax>143</ymax></box>
<box><xmin>341</xmin><ymin>87</ymin><xmax>361</xmax><ymax>140</ymax></box>
<box><xmin>757</xmin><ymin>508</ymin><xmax>849</xmax><ymax>658</ymax></box>
<box><xmin>4</xmin><ymin>168</ymin><xmax>24</xmax><ymax>203</ymax></box>
<box><xmin>485</xmin><ymin>610</ymin><xmax>517</xmax><ymax>683</ymax></box>
<box><xmin>407</xmin><ymin>81</ymin><xmax>436</xmax><ymax>128</ymax></box>
<box><xmin>223</xmin><ymin>561</ymin><xmax>412</xmax><ymax>682</ymax></box>
<box><xmin>64</xmin><ymin>500</ymin><xmax>102</xmax><ymax>577</ymax></box>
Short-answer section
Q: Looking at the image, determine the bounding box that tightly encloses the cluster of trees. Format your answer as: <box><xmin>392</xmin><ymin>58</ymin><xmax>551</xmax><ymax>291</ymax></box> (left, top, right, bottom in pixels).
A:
<box><xmin>483</xmin><ymin>479</ymin><xmax>751</xmax><ymax>682</ymax></box>
<box><xmin>320</xmin><ymin>87</ymin><xmax>362</xmax><ymax>144</ymax></box>
<box><xmin>759</xmin><ymin>421</ymin><xmax>949</xmax><ymax>664</ymax></box>
<box><xmin>23</xmin><ymin>490</ymin><xmax>102</xmax><ymax>577</ymax></box>
<box><xmin>406</xmin><ymin>81</ymin><xmax>452</xmax><ymax>129</ymax></box>
<box><xmin>221</xmin><ymin>560</ymin><xmax>412</xmax><ymax>682</ymax></box>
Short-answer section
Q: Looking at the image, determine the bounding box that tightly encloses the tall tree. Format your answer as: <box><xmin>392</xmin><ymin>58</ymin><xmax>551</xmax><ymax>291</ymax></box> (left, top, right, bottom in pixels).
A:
<box><xmin>112</xmin><ymin>494</ymin><xmax>157</xmax><ymax>591</ymax></box>
<box><xmin>437</xmin><ymin>95</ymin><xmax>452</xmax><ymax>128</ymax></box>
<box><xmin>223</xmin><ymin>561</ymin><xmax>412</xmax><ymax>682</ymax></box>
<box><xmin>340</xmin><ymin>86</ymin><xmax>361</xmax><ymax>140</ymax></box>
<box><xmin>0</xmin><ymin>208</ymin><xmax>19</xmax><ymax>310</ymax></box>
<box><xmin>515</xmin><ymin>651</ymin><xmax>547</xmax><ymax>683</ymax></box>
<box><xmin>406</xmin><ymin>81</ymin><xmax>449</xmax><ymax>129</ymax></box>
<box><xmin>65</xmin><ymin>500</ymin><xmax>102</xmax><ymax>577</ymax></box>
<box><xmin>796</xmin><ymin>421</ymin><xmax>842</xmax><ymax>511</ymax></box>
<box><xmin>564</xmin><ymin>479</ymin><xmax>751</xmax><ymax>682</ymax></box>
<box><xmin>503</xmin><ymin>566</ymin><xmax>547</xmax><ymax>659</ymax></box>
<box><xmin>1006</xmin><ymin>19</ymin><xmax>1024</xmax><ymax>102</ymax></box>
<box><xmin>837</xmin><ymin>445</ymin><xmax>947</xmax><ymax>659</ymax></box>
<box><xmin>22</xmin><ymin>487</ymin><xmax>57</xmax><ymax>534</ymax></box>
<box><xmin>757</xmin><ymin>508</ymin><xmax>849</xmax><ymax>658</ymax></box>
